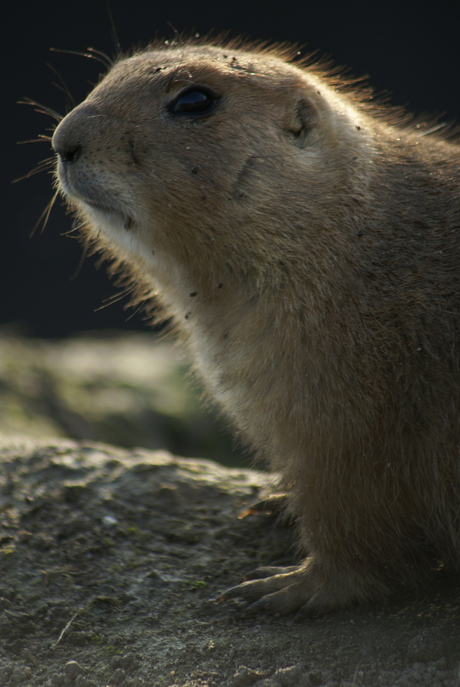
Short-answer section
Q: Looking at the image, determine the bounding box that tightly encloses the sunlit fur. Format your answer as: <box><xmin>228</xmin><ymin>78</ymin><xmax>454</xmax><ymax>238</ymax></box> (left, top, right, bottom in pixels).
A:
<box><xmin>50</xmin><ymin>37</ymin><xmax>460</xmax><ymax>613</ymax></box>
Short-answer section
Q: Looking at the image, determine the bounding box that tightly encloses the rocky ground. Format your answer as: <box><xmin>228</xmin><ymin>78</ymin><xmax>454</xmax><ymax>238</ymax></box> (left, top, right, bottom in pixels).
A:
<box><xmin>0</xmin><ymin>332</ymin><xmax>459</xmax><ymax>686</ymax></box>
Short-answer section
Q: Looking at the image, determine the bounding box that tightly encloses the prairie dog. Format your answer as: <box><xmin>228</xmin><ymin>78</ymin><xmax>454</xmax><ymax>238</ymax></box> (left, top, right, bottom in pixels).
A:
<box><xmin>51</xmin><ymin>39</ymin><xmax>460</xmax><ymax>614</ymax></box>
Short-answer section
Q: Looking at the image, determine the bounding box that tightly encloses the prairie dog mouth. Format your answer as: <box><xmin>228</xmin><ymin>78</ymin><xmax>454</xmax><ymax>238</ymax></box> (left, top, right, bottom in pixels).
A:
<box><xmin>57</xmin><ymin>164</ymin><xmax>135</xmax><ymax>231</ymax></box>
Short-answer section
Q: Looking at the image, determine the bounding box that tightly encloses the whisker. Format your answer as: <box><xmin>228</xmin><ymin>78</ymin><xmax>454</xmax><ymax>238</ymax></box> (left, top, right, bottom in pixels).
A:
<box><xmin>94</xmin><ymin>286</ymin><xmax>137</xmax><ymax>311</ymax></box>
<box><xmin>17</xmin><ymin>135</ymin><xmax>52</xmax><ymax>144</ymax></box>
<box><xmin>65</xmin><ymin>219</ymin><xmax>87</xmax><ymax>238</ymax></box>
<box><xmin>13</xmin><ymin>157</ymin><xmax>56</xmax><ymax>183</ymax></box>
<box><xmin>70</xmin><ymin>236</ymin><xmax>90</xmax><ymax>280</ymax></box>
<box><xmin>30</xmin><ymin>189</ymin><xmax>60</xmax><ymax>237</ymax></box>
<box><xmin>50</xmin><ymin>46</ymin><xmax>112</xmax><ymax>70</ymax></box>
<box><xmin>105</xmin><ymin>0</ymin><xmax>121</xmax><ymax>55</ymax></box>
<box><xmin>47</xmin><ymin>62</ymin><xmax>77</xmax><ymax>110</ymax></box>
<box><xmin>124</xmin><ymin>301</ymin><xmax>146</xmax><ymax>322</ymax></box>
<box><xmin>51</xmin><ymin>80</ymin><xmax>74</xmax><ymax>105</ymax></box>
<box><xmin>61</xmin><ymin>224</ymin><xmax>83</xmax><ymax>237</ymax></box>
<box><xmin>417</xmin><ymin>122</ymin><xmax>447</xmax><ymax>137</ymax></box>
<box><xmin>18</xmin><ymin>97</ymin><xmax>63</xmax><ymax>122</ymax></box>
<box><xmin>87</xmin><ymin>47</ymin><xmax>114</xmax><ymax>68</ymax></box>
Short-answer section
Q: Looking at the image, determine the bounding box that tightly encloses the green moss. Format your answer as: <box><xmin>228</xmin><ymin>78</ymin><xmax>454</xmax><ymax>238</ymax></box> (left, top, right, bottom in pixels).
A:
<box><xmin>190</xmin><ymin>580</ymin><xmax>207</xmax><ymax>589</ymax></box>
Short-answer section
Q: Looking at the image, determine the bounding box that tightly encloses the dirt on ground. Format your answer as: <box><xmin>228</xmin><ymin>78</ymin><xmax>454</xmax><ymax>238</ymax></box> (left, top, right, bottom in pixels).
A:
<box><xmin>0</xmin><ymin>437</ymin><xmax>459</xmax><ymax>687</ymax></box>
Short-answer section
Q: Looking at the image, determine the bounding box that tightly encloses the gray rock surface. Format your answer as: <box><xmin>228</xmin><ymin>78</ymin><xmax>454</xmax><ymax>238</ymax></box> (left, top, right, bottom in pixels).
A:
<box><xmin>0</xmin><ymin>437</ymin><xmax>459</xmax><ymax>686</ymax></box>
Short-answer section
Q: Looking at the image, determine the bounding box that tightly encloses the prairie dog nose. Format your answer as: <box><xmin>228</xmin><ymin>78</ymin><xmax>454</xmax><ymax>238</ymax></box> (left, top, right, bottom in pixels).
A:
<box><xmin>52</xmin><ymin>102</ymin><xmax>99</xmax><ymax>162</ymax></box>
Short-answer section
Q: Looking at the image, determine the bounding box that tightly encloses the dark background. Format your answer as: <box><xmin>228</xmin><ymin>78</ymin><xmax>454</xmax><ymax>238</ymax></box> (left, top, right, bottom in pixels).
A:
<box><xmin>6</xmin><ymin>1</ymin><xmax>460</xmax><ymax>337</ymax></box>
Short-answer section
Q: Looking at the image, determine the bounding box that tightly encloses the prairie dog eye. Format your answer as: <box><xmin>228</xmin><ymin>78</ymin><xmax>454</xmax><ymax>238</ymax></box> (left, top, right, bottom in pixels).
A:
<box><xmin>169</xmin><ymin>87</ymin><xmax>219</xmax><ymax>116</ymax></box>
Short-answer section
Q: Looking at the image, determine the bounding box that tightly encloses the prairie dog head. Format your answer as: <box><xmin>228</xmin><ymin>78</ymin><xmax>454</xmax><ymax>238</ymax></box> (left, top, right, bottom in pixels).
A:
<box><xmin>52</xmin><ymin>43</ymin><xmax>369</xmax><ymax>297</ymax></box>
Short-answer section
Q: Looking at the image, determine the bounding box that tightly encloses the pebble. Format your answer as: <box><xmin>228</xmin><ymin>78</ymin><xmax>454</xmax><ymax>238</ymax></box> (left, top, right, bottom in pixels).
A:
<box><xmin>113</xmin><ymin>668</ymin><xmax>127</xmax><ymax>683</ymax></box>
<box><xmin>229</xmin><ymin>666</ymin><xmax>268</xmax><ymax>687</ymax></box>
<box><xmin>64</xmin><ymin>660</ymin><xmax>84</xmax><ymax>678</ymax></box>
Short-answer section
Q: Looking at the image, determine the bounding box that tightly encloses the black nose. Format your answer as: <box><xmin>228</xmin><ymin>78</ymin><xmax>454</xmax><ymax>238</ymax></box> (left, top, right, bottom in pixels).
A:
<box><xmin>54</xmin><ymin>144</ymin><xmax>82</xmax><ymax>163</ymax></box>
<box><xmin>52</xmin><ymin>102</ymin><xmax>98</xmax><ymax>163</ymax></box>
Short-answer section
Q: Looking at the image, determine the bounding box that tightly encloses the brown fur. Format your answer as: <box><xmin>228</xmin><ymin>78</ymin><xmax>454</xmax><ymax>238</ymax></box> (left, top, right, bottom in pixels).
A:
<box><xmin>51</xmin><ymin>38</ymin><xmax>460</xmax><ymax>614</ymax></box>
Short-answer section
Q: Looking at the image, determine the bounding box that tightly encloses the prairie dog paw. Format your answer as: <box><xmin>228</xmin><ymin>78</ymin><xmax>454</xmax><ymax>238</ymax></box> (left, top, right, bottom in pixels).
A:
<box><xmin>220</xmin><ymin>559</ymin><xmax>388</xmax><ymax>615</ymax></box>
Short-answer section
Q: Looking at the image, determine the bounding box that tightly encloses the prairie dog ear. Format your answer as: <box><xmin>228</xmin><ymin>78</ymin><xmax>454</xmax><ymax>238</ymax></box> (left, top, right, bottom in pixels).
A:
<box><xmin>285</xmin><ymin>96</ymin><xmax>320</xmax><ymax>146</ymax></box>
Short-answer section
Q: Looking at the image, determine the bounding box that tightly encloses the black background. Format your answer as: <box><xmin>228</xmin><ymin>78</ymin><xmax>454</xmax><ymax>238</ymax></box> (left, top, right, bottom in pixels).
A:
<box><xmin>6</xmin><ymin>0</ymin><xmax>460</xmax><ymax>337</ymax></box>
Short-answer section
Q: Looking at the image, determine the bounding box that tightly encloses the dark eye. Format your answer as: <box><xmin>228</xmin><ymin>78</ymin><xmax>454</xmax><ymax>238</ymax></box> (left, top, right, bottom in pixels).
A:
<box><xmin>169</xmin><ymin>87</ymin><xmax>218</xmax><ymax>116</ymax></box>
